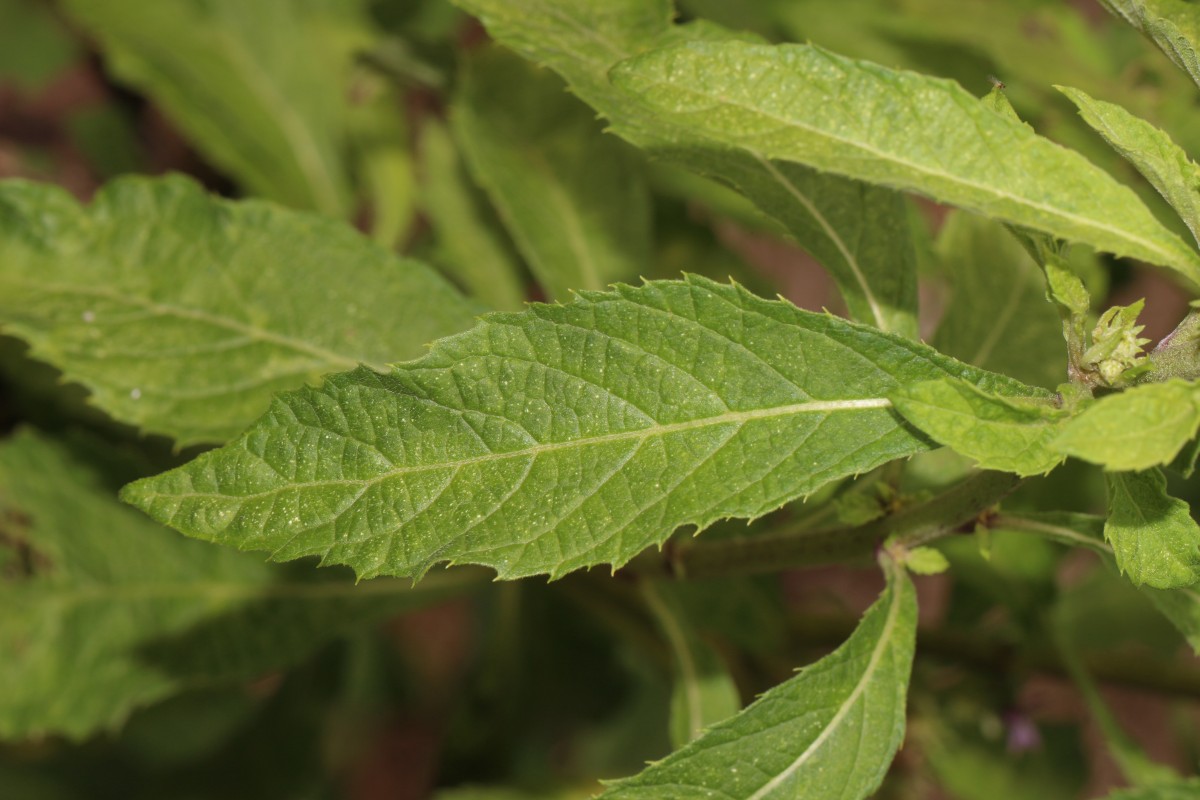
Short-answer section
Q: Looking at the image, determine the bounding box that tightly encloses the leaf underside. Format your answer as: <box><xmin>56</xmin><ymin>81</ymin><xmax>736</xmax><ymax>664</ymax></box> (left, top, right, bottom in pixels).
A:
<box><xmin>122</xmin><ymin>276</ymin><xmax>1041</xmax><ymax>581</ymax></box>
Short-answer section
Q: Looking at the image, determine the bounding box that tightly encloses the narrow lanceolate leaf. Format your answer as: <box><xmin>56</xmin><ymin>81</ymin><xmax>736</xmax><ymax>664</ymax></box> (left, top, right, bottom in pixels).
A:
<box><xmin>0</xmin><ymin>176</ymin><xmax>477</xmax><ymax>446</ymax></box>
<box><xmin>640</xmin><ymin>582</ymin><xmax>741</xmax><ymax>748</ymax></box>
<box><xmin>1053</xmin><ymin>380</ymin><xmax>1200</xmax><ymax>471</ymax></box>
<box><xmin>1100</xmin><ymin>0</ymin><xmax>1200</xmax><ymax>89</ymax></box>
<box><xmin>419</xmin><ymin>118</ymin><xmax>527</xmax><ymax>312</ymax></box>
<box><xmin>0</xmin><ymin>429</ymin><xmax>481</xmax><ymax>740</ymax></box>
<box><xmin>891</xmin><ymin>378</ymin><xmax>1064</xmax><ymax>476</ymax></box>
<box><xmin>1106</xmin><ymin>468</ymin><xmax>1200</xmax><ymax>589</ymax></box>
<box><xmin>932</xmin><ymin>212</ymin><xmax>1066</xmax><ymax>389</ymax></box>
<box><xmin>609</xmin><ymin>41</ymin><xmax>1200</xmax><ymax>285</ymax></box>
<box><xmin>1058</xmin><ymin>85</ymin><xmax>1200</xmax><ymax>249</ymax></box>
<box><xmin>452</xmin><ymin>0</ymin><xmax>919</xmax><ymax>336</ymax></box>
<box><xmin>453</xmin><ymin>48</ymin><xmax>650</xmax><ymax>301</ymax></box>
<box><xmin>61</xmin><ymin>0</ymin><xmax>367</xmax><ymax>215</ymax></box>
<box><xmin>598</xmin><ymin>554</ymin><xmax>916</xmax><ymax>800</ymax></box>
<box><xmin>121</xmin><ymin>276</ymin><xmax>1041</xmax><ymax>581</ymax></box>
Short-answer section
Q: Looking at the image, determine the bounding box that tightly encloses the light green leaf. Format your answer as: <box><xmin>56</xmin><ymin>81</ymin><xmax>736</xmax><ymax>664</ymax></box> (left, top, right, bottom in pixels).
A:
<box><xmin>452</xmin><ymin>0</ymin><xmax>919</xmax><ymax>336</ymax></box>
<box><xmin>598</xmin><ymin>554</ymin><xmax>916</xmax><ymax>800</ymax></box>
<box><xmin>1100</xmin><ymin>0</ymin><xmax>1200</xmax><ymax>89</ymax></box>
<box><xmin>640</xmin><ymin>582</ymin><xmax>741</xmax><ymax>748</ymax></box>
<box><xmin>904</xmin><ymin>546</ymin><xmax>949</xmax><ymax>575</ymax></box>
<box><xmin>419</xmin><ymin>118</ymin><xmax>527</xmax><ymax>312</ymax></box>
<box><xmin>348</xmin><ymin>69</ymin><xmax>416</xmax><ymax>250</ymax></box>
<box><xmin>1058</xmin><ymin>85</ymin><xmax>1200</xmax><ymax>250</ymax></box>
<box><xmin>891</xmin><ymin>377</ymin><xmax>1065</xmax><ymax>476</ymax></box>
<box><xmin>1105</xmin><ymin>468</ymin><xmax>1200</xmax><ymax>589</ymax></box>
<box><xmin>609</xmin><ymin>40</ymin><xmax>1200</xmax><ymax>284</ymax></box>
<box><xmin>1102</xmin><ymin>780</ymin><xmax>1200</xmax><ymax>800</ymax></box>
<box><xmin>932</xmin><ymin>212</ymin><xmax>1067</xmax><ymax>389</ymax></box>
<box><xmin>0</xmin><ymin>175</ymin><xmax>478</xmax><ymax>446</ymax></box>
<box><xmin>452</xmin><ymin>47</ymin><xmax>649</xmax><ymax>301</ymax></box>
<box><xmin>1052</xmin><ymin>380</ymin><xmax>1200</xmax><ymax>471</ymax></box>
<box><xmin>121</xmin><ymin>276</ymin><xmax>1039</xmax><ymax>581</ymax></box>
<box><xmin>0</xmin><ymin>429</ymin><xmax>481</xmax><ymax>740</ymax></box>
<box><xmin>61</xmin><ymin>0</ymin><xmax>366</xmax><ymax>215</ymax></box>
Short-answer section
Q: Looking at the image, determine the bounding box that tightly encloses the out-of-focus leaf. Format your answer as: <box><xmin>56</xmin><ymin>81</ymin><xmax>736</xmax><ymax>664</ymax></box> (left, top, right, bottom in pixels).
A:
<box><xmin>598</xmin><ymin>554</ymin><xmax>916</xmax><ymax>800</ymax></box>
<box><xmin>1100</xmin><ymin>0</ymin><xmax>1200</xmax><ymax>89</ymax></box>
<box><xmin>452</xmin><ymin>47</ymin><xmax>649</xmax><ymax>300</ymax></box>
<box><xmin>0</xmin><ymin>0</ymin><xmax>79</xmax><ymax>91</ymax></box>
<box><xmin>122</xmin><ymin>276</ymin><xmax>1042</xmax><ymax>581</ymax></box>
<box><xmin>0</xmin><ymin>175</ymin><xmax>477</xmax><ymax>446</ymax></box>
<box><xmin>0</xmin><ymin>429</ymin><xmax>482</xmax><ymax>740</ymax></box>
<box><xmin>1102</xmin><ymin>779</ymin><xmax>1200</xmax><ymax>799</ymax></box>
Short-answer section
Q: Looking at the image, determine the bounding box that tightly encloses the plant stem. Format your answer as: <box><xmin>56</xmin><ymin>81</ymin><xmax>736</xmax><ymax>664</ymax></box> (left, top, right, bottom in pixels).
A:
<box><xmin>632</xmin><ymin>470</ymin><xmax>1023</xmax><ymax>579</ymax></box>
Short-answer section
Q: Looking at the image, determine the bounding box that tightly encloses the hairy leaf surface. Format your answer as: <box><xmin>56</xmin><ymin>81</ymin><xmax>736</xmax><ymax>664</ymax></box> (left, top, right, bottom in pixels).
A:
<box><xmin>1106</xmin><ymin>468</ymin><xmax>1200</xmax><ymax>589</ymax></box>
<box><xmin>1053</xmin><ymin>380</ymin><xmax>1200</xmax><ymax>471</ymax></box>
<box><xmin>0</xmin><ymin>176</ymin><xmax>477</xmax><ymax>446</ymax></box>
<box><xmin>0</xmin><ymin>429</ymin><xmax>480</xmax><ymax>740</ymax></box>
<box><xmin>122</xmin><ymin>276</ymin><xmax>1039</xmax><ymax>580</ymax></box>
<box><xmin>452</xmin><ymin>0</ymin><xmax>918</xmax><ymax>335</ymax></box>
<box><xmin>61</xmin><ymin>0</ymin><xmax>370</xmax><ymax>215</ymax></box>
<box><xmin>453</xmin><ymin>48</ymin><xmax>649</xmax><ymax>301</ymax></box>
<box><xmin>598</xmin><ymin>554</ymin><xmax>916</xmax><ymax>799</ymax></box>
<box><xmin>891</xmin><ymin>378</ymin><xmax>1065</xmax><ymax>476</ymax></box>
<box><xmin>609</xmin><ymin>40</ymin><xmax>1200</xmax><ymax>284</ymax></box>
<box><xmin>1059</xmin><ymin>85</ymin><xmax>1200</xmax><ymax>249</ymax></box>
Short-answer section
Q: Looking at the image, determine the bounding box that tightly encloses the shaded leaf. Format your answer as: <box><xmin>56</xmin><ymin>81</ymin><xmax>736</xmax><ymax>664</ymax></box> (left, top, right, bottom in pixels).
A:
<box><xmin>0</xmin><ymin>429</ymin><xmax>481</xmax><ymax>740</ymax></box>
<box><xmin>609</xmin><ymin>40</ymin><xmax>1200</xmax><ymax>284</ymax></box>
<box><xmin>598</xmin><ymin>554</ymin><xmax>916</xmax><ymax>800</ymax></box>
<box><xmin>452</xmin><ymin>0</ymin><xmax>919</xmax><ymax>336</ymax></box>
<box><xmin>0</xmin><ymin>175</ymin><xmax>478</xmax><ymax>446</ymax></box>
<box><xmin>891</xmin><ymin>377</ymin><xmax>1066</xmax><ymax>476</ymax></box>
<box><xmin>1105</xmin><ymin>468</ymin><xmax>1200</xmax><ymax>588</ymax></box>
<box><xmin>1052</xmin><ymin>380</ymin><xmax>1200</xmax><ymax>471</ymax></box>
<box><xmin>121</xmin><ymin>276</ymin><xmax>1040</xmax><ymax>581</ymax></box>
<box><xmin>1100</xmin><ymin>0</ymin><xmax>1200</xmax><ymax>89</ymax></box>
<box><xmin>61</xmin><ymin>0</ymin><xmax>369</xmax><ymax>215</ymax></box>
<box><xmin>1058</xmin><ymin>85</ymin><xmax>1200</xmax><ymax>250</ymax></box>
<box><xmin>452</xmin><ymin>47</ymin><xmax>650</xmax><ymax>300</ymax></box>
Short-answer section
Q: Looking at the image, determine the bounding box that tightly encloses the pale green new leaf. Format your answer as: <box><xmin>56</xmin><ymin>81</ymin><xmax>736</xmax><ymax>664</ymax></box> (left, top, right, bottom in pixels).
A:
<box><xmin>1058</xmin><ymin>85</ymin><xmax>1200</xmax><ymax>249</ymax></box>
<box><xmin>452</xmin><ymin>0</ymin><xmax>919</xmax><ymax>336</ymax></box>
<box><xmin>598</xmin><ymin>555</ymin><xmax>916</xmax><ymax>800</ymax></box>
<box><xmin>1100</xmin><ymin>0</ymin><xmax>1200</xmax><ymax>89</ymax></box>
<box><xmin>1052</xmin><ymin>380</ymin><xmax>1200</xmax><ymax>471</ymax></box>
<box><xmin>640</xmin><ymin>582</ymin><xmax>741</xmax><ymax>748</ymax></box>
<box><xmin>61</xmin><ymin>0</ymin><xmax>370</xmax><ymax>215</ymax></box>
<box><xmin>121</xmin><ymin>276</ymin><xmax>1040</xmax><ymax>581</ymax></box>
<box><xmin>932</xmin><ymin>212</ymin><xmax>1067</xmax><ymax>389</ymax></box>
<box><xmin>891</xmin><ymin>377</ymin><xmax>1064</xmax><ymax>476</ymax></box>
<box><xmin>609</xmin><ymin>40</ymin><xmax>1200</xmax><ymax>284</ymax></box>
<box><xmin>0</xmin><ymin>429</ymin><xmax>481</xmax><ymax>740</ymax></box>
<box><xmin>1105</xmin><ymin>468</ymin><xmax>1200</xmax><ymax>589</ymax></box>
<box><xmin>0</xmin><ymin>175</ymin><xmax>478</xmax><ymax>446</ymax></box>
<box><xmin>453</xmin><ymin>48</ymin><xmax>649</xmax><ymax>301</ymax></box>
<box><xmin>419</xmin><ymin>119</ymin><xmax>527</xmax><ymax>311</ymax></box>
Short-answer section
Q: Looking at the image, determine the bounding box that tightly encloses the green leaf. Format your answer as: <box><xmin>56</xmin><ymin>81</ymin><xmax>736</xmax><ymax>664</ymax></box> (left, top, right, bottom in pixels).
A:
<box><xmin>931</xmin><ymin>212</ymin><xmax>1067</xmax><ymax>389</ymax></box>
<box><xmin>453</xmin><ymin>47</ymin><xmax>650</xmax><ymax>301</ymax></box>
<box><xmin>1102</xmin><ymin>780</ymin><xmax>1200</xmax><ymax>800</ymax></box>
<box><xmin>598</xmin><ymin>554</ymin><xmax>916</xmax><ymax>800</ymax></box>
<box><xmin>1100</xmin><ymin>0</ymin><xmax>1200</xmax><ymax>89</ymax></box>
<box><xmin>1139</xmin><ymin>582</ymin><xmax>1200</xmax><ymax>654</ymax></box>
<box><xmin>121</xmin><ymin>276</ymin><xmax>1038</xmax><ymax>581</ymax></box>
<box><xmin>452</xmin><ymin>0</ymin><xmax>919</xmax><ymax>336</ymax></box>
<box><xmin>1105</xmin><ymin>468</ymin><xmax>1200</xmax><ymax>589</ymax></box>
<box><xmin>640</xmin><ymin>582</ymin><xmax>741</xmax><ymax>748</ymax></box>
<box><xmin>904</xmin><ymin>546</ymin><xmax>949</xmax><ymax>575</ymax></box>
<box><xmin>1052</xmin><ymin>380</ymin><xmax>1200</xmax><ymax>471</ymax></box>
<box><xmin>60</xmin><ymin>0</ymin><xmax>367</xmax><ymax>215</ymax></box>
<box><xmin>1058</xmin><ymin>85</ymin><xmax>1200</xmax><ymax>250</ymax></box>
<box><xmin>608</xmin><ymin>40</ymin><xmax>1200</xmax><ymax>285</ymax></box>
<box><xmin>0</xmin><ymin>0</ymin><xmax>80</xmax><ymax>91</ymax></box>
<box><xmin>0</xmin><ymin>429</ymin><xmax>481</xmax><ymax>740</ymax></box>
<box><xmin>419</xmin><ymin>118</ymin><xmax>527</xmax><ymax>312</ymax></box>
<box><xmin>891</xmin><ymin>377</ymin><xmax>1065</xmax><ymax>476</ymax></box>
<box><xmin>0</xmin><ymin>175</ymin><xmax>478</xmax><ymax>446</ymax></box>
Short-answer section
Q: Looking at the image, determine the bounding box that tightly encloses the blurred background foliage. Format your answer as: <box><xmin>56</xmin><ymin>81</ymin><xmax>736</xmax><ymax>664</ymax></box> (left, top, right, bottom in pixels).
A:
<box><xmin>2</xmin><ymin>0</ymin><xmax>1200</xmax><ymax>797</ymax></box>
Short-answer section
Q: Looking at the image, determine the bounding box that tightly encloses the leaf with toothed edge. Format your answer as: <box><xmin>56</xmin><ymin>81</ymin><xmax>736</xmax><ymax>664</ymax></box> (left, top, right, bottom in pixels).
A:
<box><xmin>121</xmin><ymin>276</ymin><xmax>1046</xmax><ymax>581</ymax></box>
